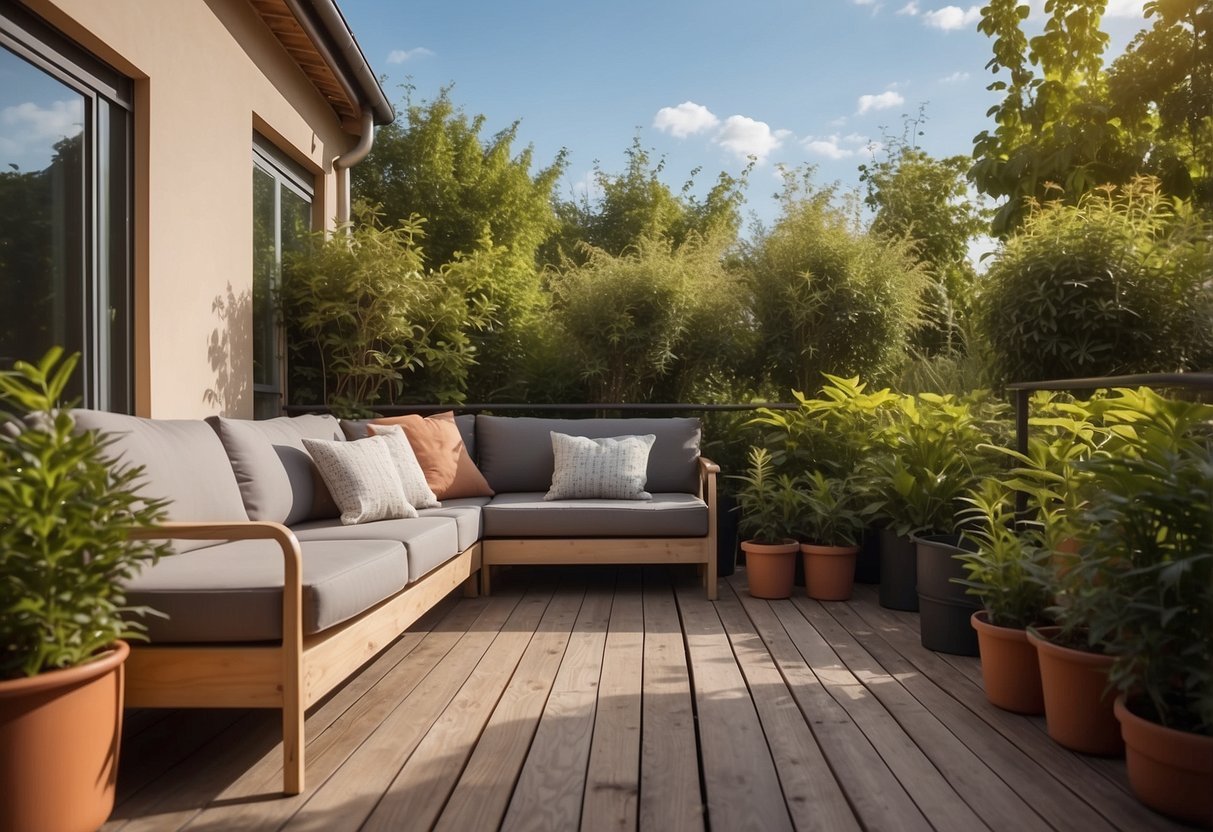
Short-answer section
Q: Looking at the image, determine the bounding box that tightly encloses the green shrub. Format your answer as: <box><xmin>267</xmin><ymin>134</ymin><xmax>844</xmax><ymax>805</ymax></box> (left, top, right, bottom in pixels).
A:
<box><xmin>744</xmin><ymin>176</ymin><xmax>928</xmax><ymax>393</ymax></box>
<box><xmin>975</xmin><ymin>177</ymin><xmax>1213</xmax><ymax>386</ymax></box>
<box><xmin>281</xmin><ymin>208</ymin><xmax>496</xmax><ymax>415</ymax></box>
<box><xmin>547</xmin><ymin>234</ymin><xmax>742</xmax><ymax>402</ymax></box>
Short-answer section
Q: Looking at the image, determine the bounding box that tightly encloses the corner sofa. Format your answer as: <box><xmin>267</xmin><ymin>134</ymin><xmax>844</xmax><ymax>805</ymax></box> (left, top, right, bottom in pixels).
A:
<box><xmin>73</xmin><ymin>410</ymin><xmax>718</xmax><ymax>795</ymax></box>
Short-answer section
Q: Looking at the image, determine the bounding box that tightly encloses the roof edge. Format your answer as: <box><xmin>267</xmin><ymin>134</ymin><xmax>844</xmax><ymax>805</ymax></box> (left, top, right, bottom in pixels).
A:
<box><xmin>296</xmin><ymin>0</ymin><xmax>395</xmax><ymax>126</ymax></box>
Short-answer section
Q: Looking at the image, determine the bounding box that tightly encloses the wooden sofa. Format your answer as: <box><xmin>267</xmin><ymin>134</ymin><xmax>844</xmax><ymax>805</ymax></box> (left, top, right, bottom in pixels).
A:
<box><xmin>75</xmin><ymin>410</ymin><xmax>718</xmax><ymax>795</ymax></box>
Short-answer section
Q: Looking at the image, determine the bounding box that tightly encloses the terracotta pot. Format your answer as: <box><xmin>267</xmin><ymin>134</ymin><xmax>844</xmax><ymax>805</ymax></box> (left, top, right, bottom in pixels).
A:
<box><xmin>971</xmin><ymin>611</ymin><xmax>1044</xmax><ymax>714</ymax></box>
<box><xmin>741</xmin><ymin>539</ymin><xmax>799</xmax><ymax>599</ymax></box>
<box><xmin>1114</xmin><ymin>696</ymin><xmax>1213</xmax><ymax>827</ymax></box>
<box><xmin>800</xmin><ymin>543</ymin><xmax>859</xmax><ymax>601</ymax></box>
<box><xmin>1027</xmin><ymin>628</ymin><xmax>1123</xmax><ymax>755</ymax></box>
<box><xmin>0</xmin><ymin>640</ymin><xmax>128</xmax><ymax>832</ymax></box>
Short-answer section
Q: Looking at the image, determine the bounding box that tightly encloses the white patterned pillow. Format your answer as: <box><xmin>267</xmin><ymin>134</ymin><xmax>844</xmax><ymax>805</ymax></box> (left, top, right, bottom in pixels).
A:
<box><xmin>545</xmin><ymin>432</ymin><xmax>656</xmax><ymax>501</ymax></box>
<box><xmin>301</xmin><ymin>436</ymin><xmax>417</xmax><ymax>525</ymax></box>
<box><xmin>367</xmin><ymin>423</ymin><xmax>441</xmax><ymax>509</ymax></box>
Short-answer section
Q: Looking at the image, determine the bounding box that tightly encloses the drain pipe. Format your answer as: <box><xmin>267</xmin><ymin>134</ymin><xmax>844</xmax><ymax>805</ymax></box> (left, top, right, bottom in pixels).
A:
<box><xmin>334</xmin><ymin>111</ymin><xmax>374</xmax><ymax>226</ymax></box>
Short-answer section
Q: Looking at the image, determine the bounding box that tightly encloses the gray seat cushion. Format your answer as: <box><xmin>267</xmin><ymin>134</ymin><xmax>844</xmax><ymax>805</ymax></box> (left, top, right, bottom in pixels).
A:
<box><xmin>416</xmin><ymin>497</ymin><xmax>489</xmax><ymax>551</ymax></box>
<box><xmin>291</xmin><ymin>516</ymin><xmax>460</xmax><ymax>581</ymax></box>
<box><xmin>476</xmin><ymin>416</ymin><xmax>701</xmax><ymax>494</ymax></box>
<box><xmin>483</xmin><ymin>492</ymin><xmax>708</xmax><ymax>538</ymax></box>
<box><xmin>71</xmin><ymin>410</ymin><xmax>249</xmax><ymax>553</ymax></box>
<box><xmin>125</xmin><ymin>538</ymin><xmax>408</xmax><ymax>643</ymax></box>
<box><xmin>208</xmin><ymin>414</ymin><xmax>343</xmax><ymax>524</ymax></box>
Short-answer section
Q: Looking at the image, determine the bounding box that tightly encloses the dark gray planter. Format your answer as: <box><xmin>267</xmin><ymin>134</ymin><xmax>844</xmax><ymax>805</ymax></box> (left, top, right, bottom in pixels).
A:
<box><xmin>915</xmin><ymin>534</ymin><xmax>981</xmax><ymax>655</ymax></box>
<box><xmin>717</xmin><ymin>494</ymin><xmax>738</xmax><ymax>577</ymax></box>
<box><xmin>878</xmin><ymin>529</ymin><xmax>918</xmax><ymax>611</ymax></box>
<box><xmin>855</xmin><ymin>528</ymin><xmax>881</xmax><ymax>584</ymax></box>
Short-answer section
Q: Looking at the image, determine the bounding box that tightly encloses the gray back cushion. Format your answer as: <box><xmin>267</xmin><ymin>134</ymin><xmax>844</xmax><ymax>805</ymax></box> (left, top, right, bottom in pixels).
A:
<box><xmin>341</xmin><ymin>413</ymin><xmax>478</xmax><ymax>458</ymax></box>
<box><xmin>476</xmin><ymin>416</ymin><xmax>701</xmax><ymax>494</ymax></box>
<box><xmin>208</xmin><ymin>414</ymin><xmax>342</xmax><ymax>525</ymax></box>
<box><xmin>71</xmin><ymin>410</ymin><xmax>248</xmax><ymax>552</ymax></box>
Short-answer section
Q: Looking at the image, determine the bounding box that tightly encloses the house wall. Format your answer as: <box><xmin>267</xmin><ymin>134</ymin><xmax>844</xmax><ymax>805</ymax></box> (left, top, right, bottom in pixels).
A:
<box><xmin>21</xmin><ymin>0</ymin><xmax>355</xmax><ymax>418</ymax></box>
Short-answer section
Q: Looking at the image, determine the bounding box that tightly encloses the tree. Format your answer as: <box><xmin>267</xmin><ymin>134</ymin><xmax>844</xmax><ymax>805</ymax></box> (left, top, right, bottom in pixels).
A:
<box><xmin>971</xmin><ymin>0</ymin><xmax>1140</xmax><ymax>233</ymax></box>
<box><xmin>541</xmin><ymin>136</ymin><xmax>749</xmax><ymax>266</ymax></box>
<box><xmin>1107</xmin><ymin>0</ymin><xmax>1213</xmax><ymax>213</ymax></box>
<box><xmin>352</xmin><ymin>87</ymin><xmax>567</xmax><ymax>400</ymax></box>
<box><xmin>860</xmin><ymin>113</ymin><xmax>987</xmax><ymax>353</ymax></box>
<box><xmin>744</xmin><ymin>169</ymin><xmax>928</xmax><ymax>394</ymax></box>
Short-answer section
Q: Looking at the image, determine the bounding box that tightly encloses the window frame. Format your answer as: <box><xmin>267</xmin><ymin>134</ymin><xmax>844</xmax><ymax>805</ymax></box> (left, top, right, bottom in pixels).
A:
<box><xmin>0</xmin><ymin>4</ymin><xmax>134</xmax><ymax>412</ymax></box>
<box><xmin>252</xmin><ymin>136</ymin><xmax>314</xmax><ymax>419</ymax></box>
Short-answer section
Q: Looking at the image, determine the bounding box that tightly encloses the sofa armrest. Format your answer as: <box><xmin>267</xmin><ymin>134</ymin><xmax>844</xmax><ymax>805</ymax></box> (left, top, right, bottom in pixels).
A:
<box><xmin>698</xmin><ymin>456</ymin><xmax>721</xmax><ymax>476</ymax></box>
<box><xmin>127</xmin><ymin>521</ymin><xmax>304</xmax><ymax>653</ymax></box>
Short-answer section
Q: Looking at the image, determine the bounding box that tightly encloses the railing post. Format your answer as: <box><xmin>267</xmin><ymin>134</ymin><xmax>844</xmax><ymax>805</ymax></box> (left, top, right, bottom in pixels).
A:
<box><xmin>1014</xmin><ymin>387</ymin><xmax>1030</xmax><ymax>518</ymax></box>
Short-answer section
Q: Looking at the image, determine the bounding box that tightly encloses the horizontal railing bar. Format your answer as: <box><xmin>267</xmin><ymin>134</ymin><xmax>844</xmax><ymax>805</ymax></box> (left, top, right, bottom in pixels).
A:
<box><xmin>1006</xmin><ymin>372</ymin><xmax>1213</xmax><ymax>392</ymax></box>
<box><xmin>283</xmin><ymin>402</ymin><xmax>798</xmax><ymax>415</ymax></box>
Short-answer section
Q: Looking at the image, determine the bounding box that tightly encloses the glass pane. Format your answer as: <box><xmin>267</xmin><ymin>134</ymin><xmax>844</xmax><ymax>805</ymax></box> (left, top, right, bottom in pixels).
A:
<box><xmin>280</xmin><ymin>186</ymin><xmax>311</xmax><ymax>257</ymax></box>
<box><xmin>0</xmin><ymin>46</ymin><xmax>85</xmax><ymax>395</ymax></box>
<box><xmin>252</xmin><ymin>165</ymin><xmax>277</xmax><ymax>388</ymax></box>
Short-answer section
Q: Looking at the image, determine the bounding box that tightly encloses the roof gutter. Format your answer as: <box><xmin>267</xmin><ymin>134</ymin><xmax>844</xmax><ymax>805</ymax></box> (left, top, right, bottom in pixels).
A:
<box><xmin>282</xmin><ymin>0</ymin><xmax>395</xmax><ymax>224</ymax></box>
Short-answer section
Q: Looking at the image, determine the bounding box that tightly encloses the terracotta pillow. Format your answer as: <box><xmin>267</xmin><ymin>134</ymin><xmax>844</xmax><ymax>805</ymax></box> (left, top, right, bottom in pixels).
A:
<box><xmin>371</xmin><ymin>412</ymin><xmax>494</xmax><ymax>500</ymax></box>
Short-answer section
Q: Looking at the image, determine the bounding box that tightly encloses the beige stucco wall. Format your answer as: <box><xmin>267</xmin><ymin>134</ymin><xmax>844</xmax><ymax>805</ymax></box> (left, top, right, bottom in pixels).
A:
<box><xmin>22</xmin><ymin>0</ymin><xmax>356</xmax><ymax>417</ymax></box>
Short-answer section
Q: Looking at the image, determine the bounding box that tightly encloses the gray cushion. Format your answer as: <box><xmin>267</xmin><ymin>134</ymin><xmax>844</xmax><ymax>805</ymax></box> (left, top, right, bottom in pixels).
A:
<box><xmin>208</xmin><ymin>415</ymin><xmax>342</xmax><ymax>524</ymax></box>
<box><xmin>483</xmin><ymin>492</ymin><xmax>708</xmax><ymax>538</ymax></box>
<box><xmin>340</xmin><ymin>413</ymin><xmax>477</xmax><ymax>459</ymax></box>
<box><xmin>417</xmin><ymin>496</ymin><xmax>489</xmax><ymax>551</ymax></box>
<box><xmin>124</xmin><ymin>538</ymin><xmax>408</xmax><ymax>642</ymax></box>
<box><xmin>476</xmin><ymin>417</ymin><xmax>701</xmax><ymax>494</ymax></box>
<box><xmin>71</xmin><ymin>410</ymin><xmax>248</xmax><ymax>553</ymax></box>
<box><xmin>292</xmin><ymin>516</ymin><xmax>460</xmax><ymax>581</ymax></box>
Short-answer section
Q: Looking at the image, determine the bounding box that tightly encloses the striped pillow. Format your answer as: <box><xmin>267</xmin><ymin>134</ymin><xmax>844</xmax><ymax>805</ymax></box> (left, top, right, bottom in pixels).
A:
<box><xmin>544</xmin><ymin>432</ymin><xmax>656</xmax><ymax>501</ymax></box>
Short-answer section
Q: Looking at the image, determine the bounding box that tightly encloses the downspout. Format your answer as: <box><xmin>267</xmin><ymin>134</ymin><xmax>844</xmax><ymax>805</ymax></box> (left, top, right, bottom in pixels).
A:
<box><xmin>334</xmin><ymin>111</ymin><xmax>374</xmax><ymax>226</ymax></box>
<box><xmin>282</xmin><ymin>0</ymin><xmax>390</xmax><ymax>226</ymax></box>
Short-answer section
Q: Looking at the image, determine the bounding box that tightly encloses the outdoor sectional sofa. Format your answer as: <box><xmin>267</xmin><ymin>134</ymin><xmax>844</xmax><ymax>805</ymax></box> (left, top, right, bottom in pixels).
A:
<box><xmin>72</xmin><ymin>410</ymin><xmax>718</xmax><ymax>795</ymax></box>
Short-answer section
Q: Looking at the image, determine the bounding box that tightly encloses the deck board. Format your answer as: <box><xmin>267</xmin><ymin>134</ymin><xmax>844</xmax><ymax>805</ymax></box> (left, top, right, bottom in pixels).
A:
<box><xmin>104</xmin><ymin>566</ymin><xmax>1186</xmax><ymax>832</ymax></box>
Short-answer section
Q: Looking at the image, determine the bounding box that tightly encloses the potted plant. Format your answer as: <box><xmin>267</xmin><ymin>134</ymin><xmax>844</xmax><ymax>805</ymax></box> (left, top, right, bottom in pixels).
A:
<box><xmin>955</xmin><ymin>479</ymin><xmax>1054</xmax><ymax>713</ymax></box>
<box><xmin>753</xmin><ymin>375</ymin><xmax>901</xmax><ymax>583</ymax></box>
<box><xmin>797</xmin><ymin>471</ymin><xmax>864</xmax><ymax>601</ymax></box>
<box><xmin>1076</xmin><ymin>391</ymin><xmax>1213</xmax><ymax>823</ymax></box>
<box><xmin>859</xmin><ymin>391</ymin><xmax>1006</xmax><ymax>614</ymax></box>
<box><xmin>733</xmin><ymin>447</ymin><xmax>801</xmax><ymax>599</ymax></box>
<box><xmin>0</xmin><ymin>348</ymin><xmax>169</xmax><ymax>832</ymax></box>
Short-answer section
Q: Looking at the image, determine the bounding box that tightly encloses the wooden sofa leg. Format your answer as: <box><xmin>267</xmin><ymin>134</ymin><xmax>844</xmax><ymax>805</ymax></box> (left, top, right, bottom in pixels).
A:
<box><xmin>462</xmin><ymin>574</ymin><xmax>480</xmax><ymax>598</ymax></box>
<box><xmin>282</xmin><ymin>696</ymin><xmax>304</xmax><ymax>794</ymax></box>
<box><xmin>480</xmin><ymin>564</ymin><xmax>492</xmax><ymax>596</ymax></box>
<box><xmin>705</xmin><ymin>560</ymin><xmax>718</xmax><ymax>601</ymax></box>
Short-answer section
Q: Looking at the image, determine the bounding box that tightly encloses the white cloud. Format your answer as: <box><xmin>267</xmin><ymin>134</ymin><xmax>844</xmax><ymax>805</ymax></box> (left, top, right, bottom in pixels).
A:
<box><xmin>1104</xmin><ymin>0</ymin><xmax>1147</xmax><ymax>17</ymax></box>
<box><xmin>653</xmin><ymin>101</ymin><xmax>720</xmax><ymax>138</ymax></box>
<box><xmin>802</xmin><ymin>133</ymin><xmax>876</xmax><ymax>160</ymax></box>
<box><xmin>386</xmin><ymin>47</ymin><xmax>433</xmax><ymax>64</ymax></box>
<box><xmin>567</xmin><ymin>170</ymin><xmax>603</xmax><ymax>204</ymax></box>
<box><xmin>856</xmin><ymin>90</ymin><xmax>905</xmax><ymax>115</ymax></box>
<box><xmin>922</xmin><ymin>5</ymin><xmax>981</xmax><ymax>30</ymax></box>
<box><xmin>1</xmin><ymin>99</ymin><xmax>84</xmax><ymax>143</ymax></box>
<box><xmin>940</xmin><ymin>70</ymin><xmax>970</xmax><ymax>83</ymax></box>
<box><xmin>897</xmin><ymin>1</ymin><xmax>920</xmax><ymax>14</ymax></box>
<box><xmin>828</xmin><ymin>116</ymin><xmax>848</xmax><ymax>128</ymax></box>
<box><xmin>715</xmin><ymin>115</ymin><xmax>790</xmax><ymax>162</ymax></box>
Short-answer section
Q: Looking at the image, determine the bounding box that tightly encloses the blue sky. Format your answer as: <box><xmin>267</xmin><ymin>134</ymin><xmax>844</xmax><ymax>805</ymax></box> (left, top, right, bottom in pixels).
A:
<box><xmin>338</xmin><ymin>0</ymin><xmax>1151</xmax><ymax>231</ymax></box>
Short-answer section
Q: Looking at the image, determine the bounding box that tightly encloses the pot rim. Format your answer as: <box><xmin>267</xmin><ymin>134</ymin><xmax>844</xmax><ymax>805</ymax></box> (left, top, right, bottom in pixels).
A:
<box><xmin>1026</xmin><ymin>627</ymin><xmax>1111</xmax><ymax>666</ymax></box>
<box><xmin>741</xmin><ymin>538</ymin><xmax>799</xmax><ymax>555</ymax></box>
<box><xmin>1114</xmin><ymin>694</ymin><xmax>1213</xmax><ymax>769</ymax></box>
<box><xmin>800</xmin><ymin>543</ymin><xmax>860</xmax><ymax>556</ymax></box>
<box><xmin>0</xmin><ymin>640</ymin><xmax>129</xmax><ymax>697</ymax></box>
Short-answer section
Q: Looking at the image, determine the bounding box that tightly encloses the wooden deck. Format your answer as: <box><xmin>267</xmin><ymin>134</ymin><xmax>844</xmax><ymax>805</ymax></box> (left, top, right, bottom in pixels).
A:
<box><xmin>103</xmin><ymin>566</ymin><xmax>1188</xmax><ymax>832</ymax></box>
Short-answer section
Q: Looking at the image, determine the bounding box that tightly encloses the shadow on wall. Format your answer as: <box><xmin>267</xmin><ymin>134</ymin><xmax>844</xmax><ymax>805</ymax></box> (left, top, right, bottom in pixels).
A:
<box><xmin>205</xmin><ymin>283</ymin><xmax>251</xmax><ymax>415</ymax></box>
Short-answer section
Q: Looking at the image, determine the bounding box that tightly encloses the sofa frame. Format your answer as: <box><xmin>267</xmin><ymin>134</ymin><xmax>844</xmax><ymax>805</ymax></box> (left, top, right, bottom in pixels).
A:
<box><xmin>127</xmin><ymin>522</ymin><xmax>480</xmax><ymax>795</ymax></box>
<box><xmin>479</xmin><ymin>457</ymin><xmax>720</xmax><ymax>601</ymax></box>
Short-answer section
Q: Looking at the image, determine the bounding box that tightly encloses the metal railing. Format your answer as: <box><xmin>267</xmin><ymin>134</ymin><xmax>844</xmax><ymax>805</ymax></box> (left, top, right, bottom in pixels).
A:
<box><xmin>284</xmin><ymin>401</ymin><xmax>797</xmax><ymax>416</ymax></box>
